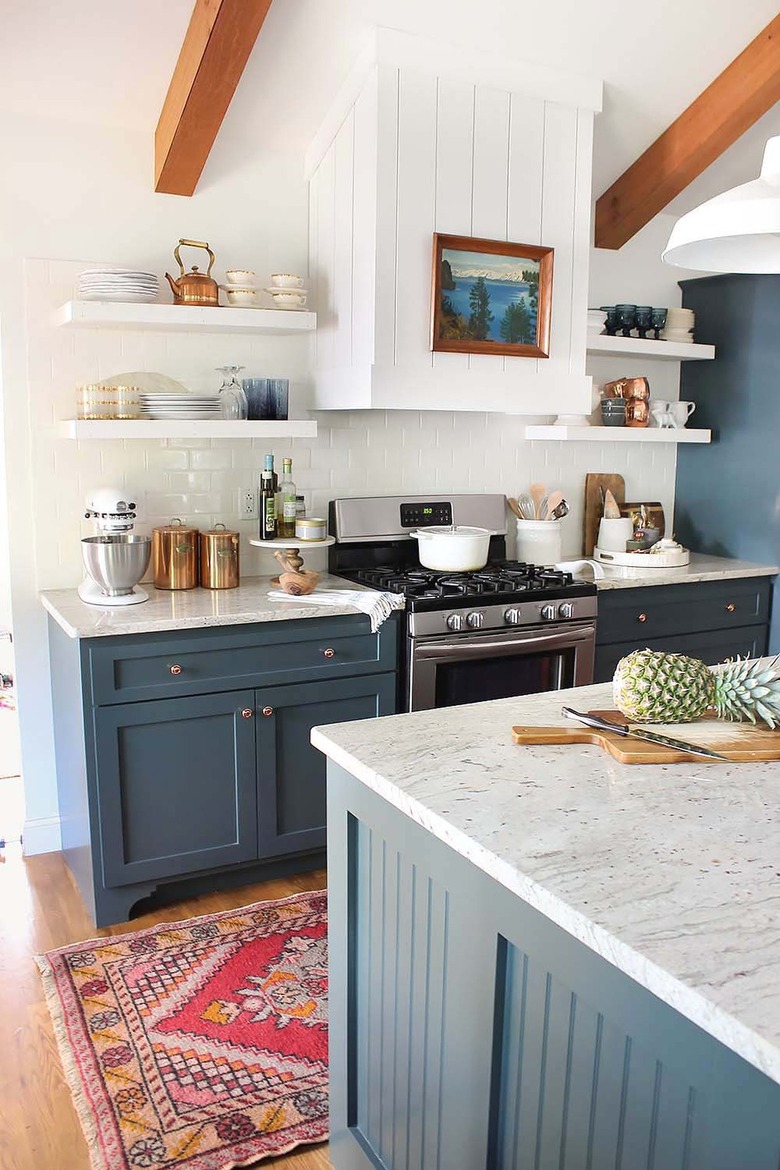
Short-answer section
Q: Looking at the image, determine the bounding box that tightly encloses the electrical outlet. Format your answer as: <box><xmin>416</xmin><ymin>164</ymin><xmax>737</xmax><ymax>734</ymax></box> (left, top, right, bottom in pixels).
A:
<box><xmin>238</xmin><ymin>487</ymin><xmax>257</xmax><ymax>520</ymax></box>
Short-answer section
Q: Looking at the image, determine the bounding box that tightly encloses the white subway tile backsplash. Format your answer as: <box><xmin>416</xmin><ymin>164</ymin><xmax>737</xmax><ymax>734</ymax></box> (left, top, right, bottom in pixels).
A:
<box><xmin>189</xmin><ymin>449</ymin><xmax>235</xmax><ymax>471</ymax></box>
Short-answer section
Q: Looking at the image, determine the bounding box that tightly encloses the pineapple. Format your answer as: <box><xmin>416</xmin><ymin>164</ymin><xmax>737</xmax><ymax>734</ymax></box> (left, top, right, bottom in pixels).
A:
<box><xmin>613</xmin><ymin>649</ymin><xmax>780</xmax><ymax>728</ymax></box>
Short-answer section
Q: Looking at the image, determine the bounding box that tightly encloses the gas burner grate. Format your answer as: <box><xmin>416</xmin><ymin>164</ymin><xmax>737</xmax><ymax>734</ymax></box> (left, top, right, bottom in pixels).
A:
<box><xmin>348</xmin><ymin>560</ymin><xmax>584</xmax><ymax>602</ymax></box>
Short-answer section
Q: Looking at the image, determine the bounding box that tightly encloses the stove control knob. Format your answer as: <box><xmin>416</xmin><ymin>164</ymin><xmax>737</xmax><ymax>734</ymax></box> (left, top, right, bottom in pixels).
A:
<box><xmin>466</xmin><ymin>611</ymin><xmax>484</xmax><ymax>629</ymax></box>
<box><xmin>540</xmin><ymin>603</ymin><xmax>557</xmax><ymax>621</ymax></box>
<box><xmin>504</xmin><ymin>608</ymin><xmax>521</xmax><ymax>625</ymax></box>
<box><xmin>558</xmin><ymin>602</ymin><xmax>574</xmax><ymax>619</ymax></box>
<box><xmin>446</xmin><ymin>613</ymin><xmax>463</xmax><ymax>632</ymax></box>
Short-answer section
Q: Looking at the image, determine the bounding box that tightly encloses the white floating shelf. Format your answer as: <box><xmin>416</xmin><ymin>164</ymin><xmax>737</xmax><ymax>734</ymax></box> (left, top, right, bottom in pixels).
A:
<box><xmin>249</xmin><ymin>537</ymin><xmax>335</xmax><ymax>549</ymax></box>
<box><xmin>61</xmin><ymin>420</ymin><xmax>318</xmax><ymax>440</ymax></box>
<box><xmin>525</xmin><ymin>425</ymin><xmax>711</xmax><ymax>444</ymax></box>
<box><xmin>53</xmin><ymin>300</ymin><xmax>316</xmax><ymax>334</ymax></box>
<box><xmin>587</xmin><ymin>335</ymin><xmax>715</xmax><ymax>361</ymax></box>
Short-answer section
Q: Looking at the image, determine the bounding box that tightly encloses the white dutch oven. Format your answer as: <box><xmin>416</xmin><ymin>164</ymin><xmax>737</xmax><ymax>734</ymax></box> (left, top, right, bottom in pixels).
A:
<box><xmin>410</xmin><ymin>525</ymin><xmax>490</xmax><ymax>571</ymax></box>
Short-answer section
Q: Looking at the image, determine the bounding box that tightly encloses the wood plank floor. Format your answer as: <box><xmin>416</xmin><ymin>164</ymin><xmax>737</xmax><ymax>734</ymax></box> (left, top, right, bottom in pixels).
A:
<box><xmin>0</xmin><ymin>844</ymin><xmax>331</xmax><ymax>1170</ymax></box>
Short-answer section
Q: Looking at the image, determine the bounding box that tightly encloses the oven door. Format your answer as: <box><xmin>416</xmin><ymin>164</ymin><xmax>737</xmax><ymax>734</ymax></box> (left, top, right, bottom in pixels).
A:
<box><xmin>408</xmin><ymin>621</ymin><xmax>596</xmax><ymax>711</ymax></box>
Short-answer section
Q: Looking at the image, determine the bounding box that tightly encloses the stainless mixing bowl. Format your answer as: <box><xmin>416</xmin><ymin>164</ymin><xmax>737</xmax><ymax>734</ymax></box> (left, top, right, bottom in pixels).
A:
<box><xmin>81</xmin><ymin>535</ymin><xmax>152</xmax><ymax>596</ymax></box>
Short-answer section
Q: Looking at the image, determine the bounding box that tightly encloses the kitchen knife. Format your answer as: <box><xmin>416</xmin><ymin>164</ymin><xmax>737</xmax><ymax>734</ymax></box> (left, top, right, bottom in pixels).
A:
<box><xmin>561</xmin><ymin>707</ymin><xmax>731</xmax><ymax>762</ymax></box>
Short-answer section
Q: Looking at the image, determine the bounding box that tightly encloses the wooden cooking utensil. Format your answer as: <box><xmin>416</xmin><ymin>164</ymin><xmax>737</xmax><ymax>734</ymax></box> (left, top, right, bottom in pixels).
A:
<box><xmin>545</xmin><ymin>489</ymin><xmax>564</xmax><ymax>518</ymax></box>
<box><xmin>506</xmin><ymin>497</ymin><xmax>525</xmax><ymax>521</ymax></box>
<box><xmin>512</xmin><ymin>710</ymin><xmax>780</xmax><ymax>764</ymax></box>
<box><xmin>583</xmin><ymin>473</ymin><xmax>625</xmax><ymax>556</ymax></box>
<box><xmin>529</xmin><ymin>482</ymin><xmax>546</xmax><ymax>520</ymax></box>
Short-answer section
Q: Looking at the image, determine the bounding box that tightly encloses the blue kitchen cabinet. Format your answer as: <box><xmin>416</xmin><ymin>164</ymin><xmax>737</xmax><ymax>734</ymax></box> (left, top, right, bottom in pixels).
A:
<box><xmin>594</xmin><ymin>578</ymin><xmax>772</xmax><ymax>683</ymax></box>
<box><xmin>255</xmin><ymin>673</ymin><xmax>397</xmax><ymax>860</ymax></box>
<box><xmin>94</xmin><ymin>690</ymin><xmax>259</xmax><ymax>888</ymax></box>
<box><xmin>48</xmin><ymin>613</ymin><xmax>398</xmax><ymax>926</ymax></box>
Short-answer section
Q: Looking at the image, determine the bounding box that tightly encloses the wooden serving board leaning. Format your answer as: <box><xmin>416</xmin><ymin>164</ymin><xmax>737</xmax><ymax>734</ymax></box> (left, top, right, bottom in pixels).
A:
<box><xmin>512</xmin><ymin>710</ymin><xmax>780</xmax><ymax>764</ymax></box>
<box><xmin>583</xmin><ymin>473</ymin><xmax>625</xmax><ymax>556</ymax></box>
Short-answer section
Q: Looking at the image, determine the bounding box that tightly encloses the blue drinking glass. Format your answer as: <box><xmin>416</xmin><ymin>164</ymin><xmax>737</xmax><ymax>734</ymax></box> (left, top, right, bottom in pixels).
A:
<box><xmin>269</xmin><ymin>379</ymin><xmax>289</xmax><ymax>420</ymax></box>
<box><xmin>242</xmin><ymin>378</ymin><xmax>273</xmax><ymax>420</ymax></box>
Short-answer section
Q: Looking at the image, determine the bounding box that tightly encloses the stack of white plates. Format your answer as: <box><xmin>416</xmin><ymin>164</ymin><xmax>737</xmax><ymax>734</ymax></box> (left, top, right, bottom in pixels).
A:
<box><xmin>587</xmin><ymin>309</ymin><xmax>607</xmax><ymax>335</ymax></box>
<box><xmin>660</xmin><ymin>306</ymin><xmax>695</xmax><ymax>344</ymax></box>
<box><xmin>140</xmin><ymin>393</ymin><xmax>221</xmax><ymax>420</ymax></box>
<box><xmin>78</xmin><ymin>269</ymin><xmax>159</xmax><ymax>303</ymax></box>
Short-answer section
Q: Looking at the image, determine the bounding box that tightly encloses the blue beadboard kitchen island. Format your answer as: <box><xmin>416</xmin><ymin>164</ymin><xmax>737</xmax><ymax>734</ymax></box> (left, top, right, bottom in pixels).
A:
<box><xmin>312</xmin><ymin>678</ymin><xmax>780</xmax><ymax>1170</ymax></box>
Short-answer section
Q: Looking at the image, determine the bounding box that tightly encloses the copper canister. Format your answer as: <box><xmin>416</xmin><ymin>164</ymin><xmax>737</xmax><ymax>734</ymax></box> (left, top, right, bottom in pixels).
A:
<box><xmin>199</xmin><ymin>523</ymin><xmax>239</xmax><ymax>589</ymax></box>
<box><xmin>152</xmin><ymin>518</ymin><xmax>199</xmax><ymax>590</ymax></box>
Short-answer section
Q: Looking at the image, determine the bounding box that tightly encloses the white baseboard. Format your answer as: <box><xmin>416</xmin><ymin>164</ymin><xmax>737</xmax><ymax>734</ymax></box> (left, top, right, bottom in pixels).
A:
<box><xmin>22</xmin><ymin>815</ymin><xmax>61</xmax><ymax>855</ymax></box>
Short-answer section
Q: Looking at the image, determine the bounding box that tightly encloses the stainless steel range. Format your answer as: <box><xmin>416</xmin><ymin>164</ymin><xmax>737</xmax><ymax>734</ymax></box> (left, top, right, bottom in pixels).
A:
<box><xmin>329</xmin><ymin>494</ymin><xmax>597</xmax><ymax>711</ymax></box>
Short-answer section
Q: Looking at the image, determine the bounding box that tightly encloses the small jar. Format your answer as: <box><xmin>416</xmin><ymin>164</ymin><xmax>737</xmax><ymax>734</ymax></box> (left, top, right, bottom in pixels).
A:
<box><xmin>295</xmin><ymin>495</ymin><xmax>306</xmax><ymax>519</ymax></box>
<box><xmin>295</xmin><ymin>516</ymin><xmax>326</xmax><ymax>541</ymax></box>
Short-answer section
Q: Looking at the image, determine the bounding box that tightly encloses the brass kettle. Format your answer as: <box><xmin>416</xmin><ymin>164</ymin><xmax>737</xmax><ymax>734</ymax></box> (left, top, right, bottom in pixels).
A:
<box><xmin>165</xmin><ymin>239</ymin><xmax>219</xmax><ymax>306</ymax></box>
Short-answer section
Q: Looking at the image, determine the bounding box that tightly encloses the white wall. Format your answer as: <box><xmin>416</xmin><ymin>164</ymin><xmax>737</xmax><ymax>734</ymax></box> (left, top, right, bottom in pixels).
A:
<box><xmin>1</xmin><ymin>94</ymin><xmax>691</xmax><ymax>854</ymax></box>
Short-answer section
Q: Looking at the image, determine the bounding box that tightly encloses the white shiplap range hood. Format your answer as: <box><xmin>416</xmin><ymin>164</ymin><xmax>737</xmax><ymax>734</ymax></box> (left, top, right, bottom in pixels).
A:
<box><xmin>306</xmin><ymin>30</ymin><xmax>602</xmax><ymax>414</ymax></box>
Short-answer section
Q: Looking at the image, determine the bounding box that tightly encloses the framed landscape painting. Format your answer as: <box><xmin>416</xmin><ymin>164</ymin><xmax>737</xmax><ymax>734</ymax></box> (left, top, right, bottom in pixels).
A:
<box><xmin>431</xmin><ymin>233</ymin><xmax>553</xmax><ymax>358</ymax></box>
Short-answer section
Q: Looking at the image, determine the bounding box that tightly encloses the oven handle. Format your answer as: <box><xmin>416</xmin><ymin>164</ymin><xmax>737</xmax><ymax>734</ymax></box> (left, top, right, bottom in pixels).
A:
<box><xmin>414</xmin><ymin>624</ymin><xmax>596</xmax><ymax>660</ymax></box>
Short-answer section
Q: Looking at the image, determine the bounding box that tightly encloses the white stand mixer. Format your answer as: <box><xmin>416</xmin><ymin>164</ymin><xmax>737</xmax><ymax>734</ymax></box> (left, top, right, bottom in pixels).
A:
<box><xmin>78</xmin><ymin>488</ymin><xmax>152</xmax><ymax>606</ymax></box>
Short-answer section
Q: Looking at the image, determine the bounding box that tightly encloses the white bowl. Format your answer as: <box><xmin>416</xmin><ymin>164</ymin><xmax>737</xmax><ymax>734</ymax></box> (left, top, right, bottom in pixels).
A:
<box><xmin>225</xmin><ymin>269</ymin><xmax>255</xmax><ymax>285</ymax></box>
<box><xmin>270</xmin><ymin>273</ymin><xmax>304</xmax><ymax>288</ymax></box>
<box><xmin>266</xmin><ymin>289</ymin><xmax>307</xmax><ymax>307</ymax></box>
<box><xmin>224</xmin><ymin>287</ymin><xmax>259</xmax><ymax>306</ymax></box>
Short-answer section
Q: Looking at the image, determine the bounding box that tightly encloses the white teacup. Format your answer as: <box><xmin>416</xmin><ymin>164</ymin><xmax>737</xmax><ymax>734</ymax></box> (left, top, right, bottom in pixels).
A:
<box><xmin>669</xmin><ymin>401</ymin><xmax>696</xmax><ymax>428</ymax></box>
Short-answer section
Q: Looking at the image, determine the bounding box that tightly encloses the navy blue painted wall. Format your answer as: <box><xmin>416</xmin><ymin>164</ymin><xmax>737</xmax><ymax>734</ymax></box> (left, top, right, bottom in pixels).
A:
<box><xmin>675</xmin><ymin>274</ymin><xmax>780</xmax><ymax>652</ymax></box>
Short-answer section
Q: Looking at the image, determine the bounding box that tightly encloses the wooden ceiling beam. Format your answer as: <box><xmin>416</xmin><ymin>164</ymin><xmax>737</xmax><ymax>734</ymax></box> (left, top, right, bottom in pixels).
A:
<box><xmin>595</xmin><ymin>14</ymin><xmax>780</xmax><ymax>250</ymax></box>
<box><xmin>155</xmin><ymin>0</ymin><xmax>273</xmax><ymax>196</ymax></box>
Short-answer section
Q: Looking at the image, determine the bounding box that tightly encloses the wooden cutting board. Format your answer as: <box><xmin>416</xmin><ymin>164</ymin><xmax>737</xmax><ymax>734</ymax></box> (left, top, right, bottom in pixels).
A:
<box><xmin>512</xmin><ymin>710</ymin><xmax>780</xmax><ymax>764</ymax></box>
<box><xmin>583</xmin><ymin>473</ymin><xmax>625</xmax><ymax>556</ymax></box>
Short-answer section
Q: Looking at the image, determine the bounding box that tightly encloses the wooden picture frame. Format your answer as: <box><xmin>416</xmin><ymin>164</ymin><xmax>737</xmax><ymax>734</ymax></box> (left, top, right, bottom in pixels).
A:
<box><xmin>430</xmin><ymin>233</ymin><xmax>553</xmax><ymax>358</ymax></box>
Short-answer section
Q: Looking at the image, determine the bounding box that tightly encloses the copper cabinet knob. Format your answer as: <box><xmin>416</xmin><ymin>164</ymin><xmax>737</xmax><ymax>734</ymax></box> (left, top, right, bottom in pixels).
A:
<box><xmin>240</xmin><ymin>708</ymin><xmax>253</xmax><ymax>719</ymax></box>
<box><xmin>169</xmin><ymin>664</ymin><xmax>183</xmax><ymax>675</ymax></box>
<box><xmin>726</xmin><ymin>603</ymin><xmax>736</xmax><ymax>613</ymax></box>
<box><xmin>262</xmin><ymin>706</ymin><xmax>274</xmax><ymax>716</ymax></box>
<box><xmin>637</xmin><ymin>613</ymin><xmax>648</xmax><ymax>623</ymax></box>
<box><xmin>322</xmin><ymin>648</ymin><xmax>335</xmax><ymax>658</ymax></box>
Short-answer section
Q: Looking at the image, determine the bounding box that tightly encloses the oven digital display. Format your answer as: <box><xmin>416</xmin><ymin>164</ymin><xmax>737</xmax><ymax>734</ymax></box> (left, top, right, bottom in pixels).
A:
<box><xmin>400</xmin><ymin>501</ymin><xmax>452</xmax><ymax>527</ymax></box>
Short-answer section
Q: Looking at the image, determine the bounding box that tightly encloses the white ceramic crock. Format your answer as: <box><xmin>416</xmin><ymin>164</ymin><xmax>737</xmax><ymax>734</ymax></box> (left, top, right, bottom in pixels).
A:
<box><xmin>410</xmin><ymin>525</ymin><xmax>490</xmax><ymax>571</ymax></box>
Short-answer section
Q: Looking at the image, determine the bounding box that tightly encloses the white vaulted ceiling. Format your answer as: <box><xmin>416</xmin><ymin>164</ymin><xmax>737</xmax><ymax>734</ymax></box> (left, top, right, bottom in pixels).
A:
<box><xmin>1</xmin><ymin>0</ymin><xmax>779</xmax><ymax>215</ymax></box>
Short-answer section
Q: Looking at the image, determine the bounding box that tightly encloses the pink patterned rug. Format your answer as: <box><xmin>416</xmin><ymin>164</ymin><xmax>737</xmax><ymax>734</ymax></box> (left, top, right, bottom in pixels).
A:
<box><xmin>36</xmin><ymin>890</ymin><xmax>329</xmax><ymax>1170</ymax></box>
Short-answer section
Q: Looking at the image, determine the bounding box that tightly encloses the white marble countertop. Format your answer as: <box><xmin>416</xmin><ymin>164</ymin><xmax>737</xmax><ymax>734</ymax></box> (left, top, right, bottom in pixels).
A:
<box><xmin>40</xmin><ymin>575</ymin><xmax>376</xmax><ymax>638</ymax></box>
<box><xmin>586</xmin><ymin>552</ymin><xmax>778</xmax><ymax>590</ymax></box>
<box><xmin>312</xmin><ymin>680</ymin><xmax>780</xmax><ymax>1085</ymax></box>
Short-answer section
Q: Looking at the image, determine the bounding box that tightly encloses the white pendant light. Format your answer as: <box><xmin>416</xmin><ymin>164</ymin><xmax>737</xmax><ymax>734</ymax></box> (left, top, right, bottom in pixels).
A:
<box><xmin>662</xmin><ymin>136</ymin><xmax>780</xmax><ymax>272</ymax></box>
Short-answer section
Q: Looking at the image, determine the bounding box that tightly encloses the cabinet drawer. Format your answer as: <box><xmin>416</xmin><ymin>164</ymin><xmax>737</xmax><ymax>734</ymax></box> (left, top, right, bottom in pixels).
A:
<box><xmin>594</xmin><ymin>624</ymin><xmax>769</xmax><ymax>684</ymax></box>
<box><xmin>88</xmin><ymin>614</ymin><xmax>398</xmax><ymax>705</ymax></box>
<box><xmin>596</xmin><ymin>578</ymin><xmax>771</xmax><ymax>645</ymax></box>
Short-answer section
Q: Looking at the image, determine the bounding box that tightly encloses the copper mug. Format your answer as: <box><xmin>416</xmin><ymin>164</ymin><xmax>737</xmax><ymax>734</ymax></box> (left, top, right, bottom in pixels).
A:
<box><xmin>152</xmin><ymin>519</ymin><xmax>199</xmax><ymax>590</ymax></box>
<box><xmin>624</xmin><ymin>377</ymin><xmax>650</xmax><ymax>428</ymax></box>
<box><xmin>200</xmin><ymin>524</ymin><xmax>239</xmax><ymax>589</ymax></box>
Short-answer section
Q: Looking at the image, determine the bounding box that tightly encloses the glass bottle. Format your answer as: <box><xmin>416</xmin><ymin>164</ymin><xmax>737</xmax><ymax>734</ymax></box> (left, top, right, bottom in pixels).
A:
<box><xmin>277</xmin><ymin>458</ymin><xmax>297</xmax><ymax>538</ymax></box>
<box><xmin>216</xmin><ymin>365</ymin><xmax>248</xmax><ymax>420</ymax></box>
<box><xmin>258</xmin><ymin>469</ymin><xmax>277</xmax><ymax>540</ymax></box>
<box><xmin>262</xmin><ymin>453</ymin><xmax>278</xmax><ymax>492</ymax></box>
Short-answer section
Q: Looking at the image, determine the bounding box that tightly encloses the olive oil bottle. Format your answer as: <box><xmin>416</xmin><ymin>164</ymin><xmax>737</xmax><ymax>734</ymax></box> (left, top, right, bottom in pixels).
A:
<box><xmin>277</xmin><ymin>458</ymin><xmax>297</xmax><ymax>539</ymax></box>
<box><xmin>259</xmin><ymin>469</ymin><xmax>277</xmax><ymax>540</ymax></box>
